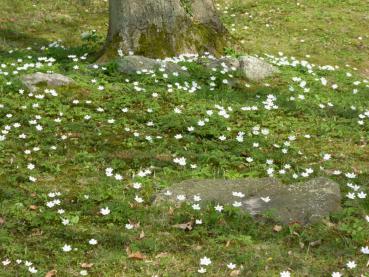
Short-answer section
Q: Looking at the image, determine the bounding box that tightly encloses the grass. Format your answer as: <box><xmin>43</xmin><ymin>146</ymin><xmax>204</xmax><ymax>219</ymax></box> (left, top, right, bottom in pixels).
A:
<box><xmin>0</xmin><ymin>0</ymin><xmax>369</xmax><ymax>276</ymax></box>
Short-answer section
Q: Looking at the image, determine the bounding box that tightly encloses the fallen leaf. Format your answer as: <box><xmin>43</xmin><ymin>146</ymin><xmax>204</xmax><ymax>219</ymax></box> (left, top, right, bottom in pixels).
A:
<box><xmin>139</xmin><ymin>230</ymin><xmax>145</xmax><ymax>239</ymax></box>
<box><xmin>0</xmin><ymin>217</ymin><xmax>4</xmax><ymax>225</ymax></box>
<box><xmin>126</xmin><ymin>247</ymin><xmax>146</xmax><ymax>260</ymax></box>
<box><xmin>155</xmin><ymin>252</ymin><xmax>169</xmax><ymax>259</ymax></box>
<box><xmin>128</xmin><ymin>251</ymin><xmax>146</xmax><ymax>260</ymax></box>
<box><xmin>45</xmin><ymin>270</ymin><xmax>57</xmax><ymax>277</ymax></box>
<box><xmin>172</xmin><ymin>221</ymin><xmax>193</xmax><ymax>231</ymax></box>
<box><xmin>309</xmin><ymin>240</ymin><xmax>321</xmax><ymax>247</ymax></box>
<box><xmin>128</xmin><ymin>220</ymin><xmax>140</xmax><ymax>228</ymax></box>
<box><xmin>225</xmin><ymin>240</ymin><xmax>231</xmax><ymax>247</ymax></box>
<box><xmin>273</xmin><ymin>225</ymin><xmax>282</xmax><ymax>232</ymax></box>
<box><xmin>168</xmin><ymin>207</ymin><xmax>174</xmax><ymax>215</ymax></box>
<box><xmin>80</xmin><ymin>263</ymin><xmax>93</xmax><ymax>268</ymax></box>
<box><xmin>29</xmin><ymin>205</ymin><xmax>38</xmax><ymax>210</ymax></box>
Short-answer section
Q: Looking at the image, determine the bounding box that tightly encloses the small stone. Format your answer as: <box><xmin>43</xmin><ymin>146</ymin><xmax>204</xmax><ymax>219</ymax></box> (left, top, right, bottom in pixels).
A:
<box><xmin>238</xmin><ymin>55</ymin><xmax>278</xmax><ymax>81</ymax></box>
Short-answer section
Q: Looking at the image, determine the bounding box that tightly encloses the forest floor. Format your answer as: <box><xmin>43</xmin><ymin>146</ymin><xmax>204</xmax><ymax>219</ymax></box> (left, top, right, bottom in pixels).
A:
<box><xmin>0</xmin><ymin>0</ymin><xmax>368</xmax><ymax>276</ymax></box>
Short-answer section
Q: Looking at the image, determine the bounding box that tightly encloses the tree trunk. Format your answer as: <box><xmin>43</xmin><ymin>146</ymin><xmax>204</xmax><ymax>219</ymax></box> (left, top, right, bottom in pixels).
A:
<box><xmin>99</xmin><ymin>0</ymin><xmax>228</xmax><ymax>61</ymax></box>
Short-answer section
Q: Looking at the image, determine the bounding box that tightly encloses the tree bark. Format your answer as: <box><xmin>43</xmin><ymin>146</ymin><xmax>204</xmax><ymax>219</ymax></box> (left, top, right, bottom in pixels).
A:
<box><xmin>99</xmin><ymin>0</ymin><xmax>228</xmax><ymax>61</ymax></box>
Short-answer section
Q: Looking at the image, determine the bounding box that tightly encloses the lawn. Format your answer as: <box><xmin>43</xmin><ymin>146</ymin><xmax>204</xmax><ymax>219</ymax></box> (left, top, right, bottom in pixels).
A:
<box><xmin>0</xmin><ymin>0</ymin><xmax>368</xmax><ymax>276</ymax></box>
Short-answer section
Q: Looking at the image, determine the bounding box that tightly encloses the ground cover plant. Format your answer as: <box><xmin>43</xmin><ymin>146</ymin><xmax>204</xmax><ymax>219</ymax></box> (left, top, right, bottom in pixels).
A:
<box><xmin>0</xmin><ymin>0</ymin><xmax>369</xmax><ymax>276</ymax></box>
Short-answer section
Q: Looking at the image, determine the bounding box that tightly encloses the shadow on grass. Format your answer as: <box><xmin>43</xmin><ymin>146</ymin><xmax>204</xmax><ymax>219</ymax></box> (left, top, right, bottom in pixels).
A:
<box><xmin>0</xmin><ymin>28</ymin><xmax>52</xmax><ymax>50</ymax></box>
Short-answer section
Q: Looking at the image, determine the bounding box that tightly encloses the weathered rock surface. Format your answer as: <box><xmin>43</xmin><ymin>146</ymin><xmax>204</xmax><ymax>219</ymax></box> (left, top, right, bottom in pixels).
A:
<box><xmin>116</xmin><ymin>55</ymin><xmax>187</xmax><ymax>75</ymax></box>
<box><xmin>21</xmin><ymin>72</ymin><xmax>74</xmax><ymax>92</ymax></box>
<box><xmin>200</xmin><ymin>56</ymin><xmax>240</xmax><ymax>71</ymax></box>
<box><xmin>155</xmin><ymin>177</ymin><xmax>342</xmax><ymax>224</ymax></box>
<box><xmin>238</xmin><ymin>55</ymin><xmax>278</xmax><ymax>81</ymax></box>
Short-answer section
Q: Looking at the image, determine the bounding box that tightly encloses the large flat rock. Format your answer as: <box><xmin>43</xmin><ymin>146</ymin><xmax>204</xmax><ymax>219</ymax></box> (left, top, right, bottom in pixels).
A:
<box><xmin>21</xmin><ymin>72</ymin><xmax>74</xmax><ymax>92</ymax></box>
<box><xmin>155</xmin><ymin>177</ymin><xmax>341</xmax><ymax>224</ymax></box>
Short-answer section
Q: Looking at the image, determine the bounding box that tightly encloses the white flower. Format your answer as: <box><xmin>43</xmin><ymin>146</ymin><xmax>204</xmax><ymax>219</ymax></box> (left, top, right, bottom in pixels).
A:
<box><xmin>232</xmin><ymin>192</ymin><xmax>245</xmax><ymax>198</ymax></box>
<box><xmin>280</xmin><ymin>271</ymin><xmax>291</xmax><ymax>277</ymax></box>
<box><xmin>89</xmin><ymin>239</ymin><xmax>98</xmax><ymax>245</ymax></box>
<box><xmin>192</xmin><ymin>204</ymin><xmax>201</xmax><ymax>210</ymax></box>
<box><xmin>176</xmin><ymin>194</ymin><xmax>186</xmax><ymax>201</ymax></box>
<box><xmin>331</xmin><ymin>272</ymin><xmax>342</xmax><ymax>277</ymax></box>
<box><xmin>132</xmin><ymin>182</ymin><xmax>142</xmax><ymax>189</ymax></box>
<box><xmin>125</xmin><ymin>224</ymin><xmax>134</xmax><ymax>230</ymax></box>
<box><xmin>346</xmin><ymin>260</ymin><xmax>356</xmax><ymax>269</ymax></box>
<box><xmin>198</xmin><ymin>267</ymin><xmax>207</xmax><ymax>273</ymax></box>
<box><xmin>227</xmin><ymin>263</ymin><xmax>236</xmax><ymax>269</ymax></box>
<box><xmin>62</xmin><ymin>244</ymin><xmax>72</xmax><ymax>252</ymax></box>
<box><xmin>173</xmin><ymin>157</ymin><xmax>186</xmax><ymax>166</ymax></box>
<box><xmin>174</xmin><ymin>134</ymin><xmax>183</xmax><ymax>140</ymax></box>
<box><xmin>323</xmin><ymin>154</ymin><xmax>331</xmax><ymax>161</ymax></box>
<box><xmin>197</xmin><ymin>120</ymin><xmax>205</xmax><ymax>126</ymax></box>
<box><xmin>134</xmin><ymin>195</ymin><xmax>144</xmax><ymax>203</ymax></box>
<box><xmin>218</xmin><ymin>135</ymin><xmax>227</xmax><ymax>141</ymax></box>
<box><xmin>357</xmin><ymin>192</ymin><xmax>367</xmax><ymax>199</ymax></box>
<box><xmin>346</xmin><ymin>192</ymin><xmax>355</xmax><ymax>199</ymax></box>
<box><xmin>345</xmin><ymin>172</ymin><xmax>356</xmax><ymax>179</ymax></box>
<box><xmin>164</xmin><ymin>190</ymin><xmax>172</xmax><ymax>196</ymax></box>
<box><xmin>200</xmin><ymin>256</ymin><xmax>212</xmax><ymax>266</ymax></box>
<box><xmin>62</xmin><ymin>218</ymin><xmax>69</xmax><ymax>225</ymax></box>
<box><xmin>261</xmin><ymin>196</ymin><xmax>271</xmax><ymax>203</ymax></box>
<box><xmin>2</xmin><ymin>259</ymin><xmax>11</xmax><ymax>266</ymax></box>
<box><xmin>195</xmin><ymin>219</ymin><xmax>203</xmax><ymax>225</ymax></box>
<box><xmin>28</xmin><ymin>266</ymin><xmax>38</xmax><ymax>273</ymax></box>
<box><xmin>361</xmin><ymin>246</ymin><xmax>369</xmax><ymax>254</ymax></box>
<box><xmin>100</xmin><ymin>207</ymin><xmax>110</xmax><ymax>215</ymax></box>
<box><xmin>214</xmin><ymin>204</ymin><xmax>223</xmax><ymax>212</ymax></box>
<box><xmin>233</xmin><ymin>201</ymin><xmax>242</xmax><ymax>207</ymax></box>
<box><xmin>193</xmin><ymin>195</ymin><xmax>201</xmax><ymax>202</ymax></box>
<box><xmin>80</xmin><ymin>270</ymin><xmax>88</xmax><ymax>276</ymax></box>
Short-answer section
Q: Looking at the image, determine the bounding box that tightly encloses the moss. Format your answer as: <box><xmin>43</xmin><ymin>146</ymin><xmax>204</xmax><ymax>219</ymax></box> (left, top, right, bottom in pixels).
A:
<box><xmin>180</xmin><ymin>0</ymin><xmax>193</xmax><ymax>16</ymax></box>
<box><xmin>137</xmin><ymin>25</ymin><xmax>177</xmax><ymax>58</ymax></box>
<box><xmin>98</xmin><ymin>19</ymin><xmax>231</xmax><ymax>60</ymax></box>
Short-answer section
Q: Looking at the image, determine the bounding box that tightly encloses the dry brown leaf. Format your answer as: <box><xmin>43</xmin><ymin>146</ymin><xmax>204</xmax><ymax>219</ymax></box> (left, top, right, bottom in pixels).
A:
<box><xmin>273</xmin><ymin>225</ymin><xmax>282</xmax><ymax>232</ymax></box>
<box><xmin>172</xmin><ymin>221</ymin><xmax>193</xmax><ymax>231</ymax></box>
<box><xmin>230</xmin><ymin>270</ymin><xmax>240</xmax><ymax>276</ymax></box>
<box><xmin>128</xmin><ymin>220</ymin><xmax>140</xmax><ymax>228</ymax></box>
<box><xmin>0</xmin><ymin>217</ymin><xmax>5</xmax><ymax>225</ymax></box>
<box><xmin>44</xmin><ymin>270</ymin><xmax>57</xmax><ymax>277</ymax></box>
<box><xmin>80</xmin><ymin>263</ymin><xmax>93</xmax><ymax>268</ymax></box>
<box><xmin>139</xmin><ymin>230</ymin><xmax>145</xmax><ymax>239</ymax></box>
<box><xmin>155</xmin><ymin>252</ymin><xmax>169</xmax><ymax>259</ymax></box>
<box><xmin>309</xmin><ymin>240</ymin><xmax>321</xmax><ymax>247</ymax></box>
<box><xmin>126</xmin><ymin>247</ymin><xmax>146</xmax><ymax>260</ymax></box>
<box><xmin>29</xmin><ymin>205</ymin><xmax>38</xmax><ymax>210</ymax></box>
<box><xmin>128</xmin><ymin>251</ymin><xmax>146</xmax><ymax>260</ymax></box>
<box><xmin>225</xmin><ymin>240</ymin><xmax>231</xmax><ymax>247</ymax></box>
<box><xmin>168</xmin><ymin>207</ymin><xmax>174</xmax><ymax>215</ymax></box>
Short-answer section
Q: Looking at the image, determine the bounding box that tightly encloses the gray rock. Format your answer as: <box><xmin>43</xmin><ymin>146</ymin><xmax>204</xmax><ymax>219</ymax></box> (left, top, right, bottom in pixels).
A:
<box><xmin>155</xmin><ymin>177</ymin><xmax>341</xmax><ymax>224</ymax></box>
<box><xmin>200</xmin><ymin>56</ymin><xmax>240</xmax><ymax>71</ymax></box>
<box><xmin>238</xmin><ymin>55</ymin><xmax>278</xmax><ymax>81</ymax></box>
<box><xmin>21</xmin><ymin>72</ymin><xmax>74</xmax><ymax>92</ymax></box>
<box><xmin>117</xmin><ymin>55</ymin><xmax>186</xmax><ymax>75</ymax></box>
